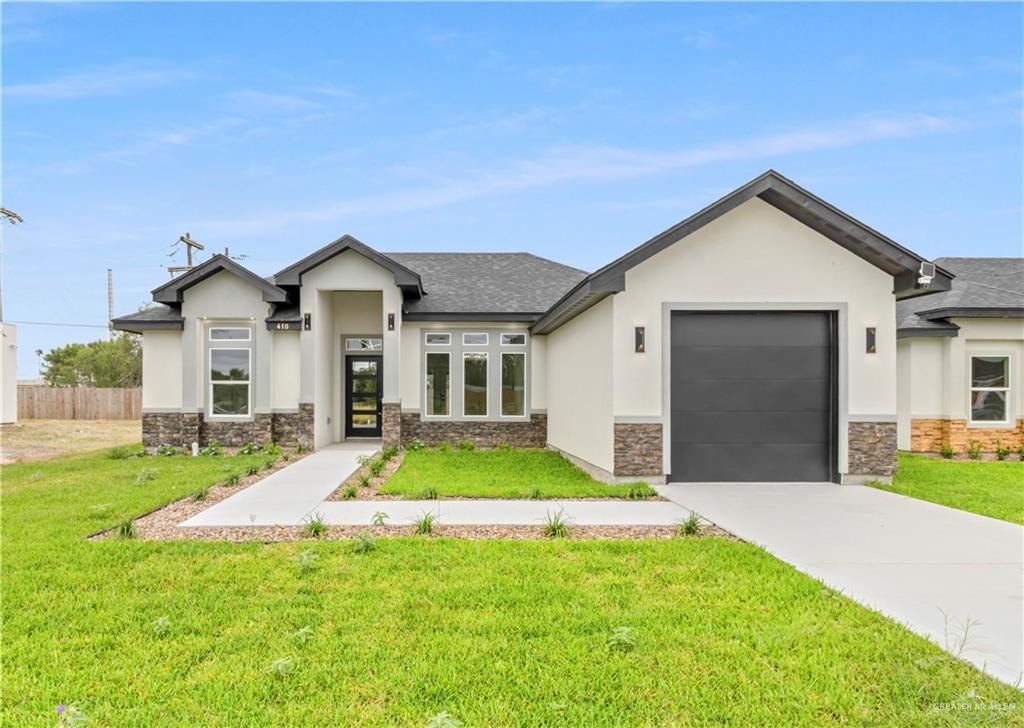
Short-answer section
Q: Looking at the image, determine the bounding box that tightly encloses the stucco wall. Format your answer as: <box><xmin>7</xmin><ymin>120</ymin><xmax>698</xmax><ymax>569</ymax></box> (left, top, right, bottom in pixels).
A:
<box><xmin>271</xmin><ymin>330</ymin><xmax>300</xmax><ymax>410</ymax></box>
<box><xmin>546</xmin><ymin>296</ymin><xmax>615</xmax><ymax>473</ymax></box>
<box><xmin>142</xmin><ymin>331</ymin><xmax>183</xmax><ymax>409</ymax></box>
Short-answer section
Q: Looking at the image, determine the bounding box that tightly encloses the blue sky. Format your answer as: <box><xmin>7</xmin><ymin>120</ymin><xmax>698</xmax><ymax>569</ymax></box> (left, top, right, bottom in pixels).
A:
<box><xmin>3</xmin><ymin>2</ymin><xmax>1022</xmax><ymax>377</ymax></box>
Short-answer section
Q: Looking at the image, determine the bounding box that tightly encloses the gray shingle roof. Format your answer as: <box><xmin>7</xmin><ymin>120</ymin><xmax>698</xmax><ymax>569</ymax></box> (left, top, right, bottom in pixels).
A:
<box><xmin>385</xmin><ymin>253</ymin><xmax>588</xmax><ymax>317</ymax></box>
<box><xmin>897</xmin><ymin>257</ymin><xmax>1024</xmax><ymax>336</ymax></box>
<box><xmin>110</xmin><ymin>304</ymin><xmax>184</xmax><ymax>332</ymax></box>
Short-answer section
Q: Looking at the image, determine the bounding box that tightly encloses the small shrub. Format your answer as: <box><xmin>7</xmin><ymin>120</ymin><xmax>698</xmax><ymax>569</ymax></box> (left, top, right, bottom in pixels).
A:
<box><xmin>106</xmin><ymin>444</ymin><xmax>140</xmax><ymax>460</ymax></box>
<box><xmin>304</xmin><ymin>512</ymin><xmax>327</xmax><ymax>537</ymax></box>
<box><xmin>261</xmin><ymin>456</ymin><xmax>275</xmax><ymax>471</ymax></box>
<box><xmin>293</xmin><ymin>549</ymin><xmax>319</xmax><ymax>574</ymax></box>
<box><xmin>223</xmin><ymin>472</ymin><xmax>241</xmax><ymax>487</ymax></box>
<box><xmin>356</xmin><ymin>453</ymin><xmax>372</xmax><ymax>466</ymax></box>
<box><xmin>245</xmin><ymin>462</ymin><xmax>261</xmax><ymax>477</ymax></box>
<box><xmin>368</xmin><ymin>459</ymin><xmax>386</xmax><ymax>478</ymax></box>
<box><xmin>290</xmin><ymin>625</ymin><xmax>314</xmax><ymax>645</ymax></box>
<box><xmin>413</xmin><ymin>511</ymin><xmax>437</xmax><ymax>535</ymax></box>
<box><xmin>269</xmin><ymin>656</ymin><xmax>294</xmax><ymax>677</ymax></box>
<box><xmin>437</xmin><ymin>442</ymin><xmax>452</xmax><ymax>454</ymax></box>
<box><xmin>528</xmin><ymin>486</ymin><xmax>542</xmax><ymax>500</ymax></box>
<box><xmin>995</xmin><ymin>440</ymin><xmax>1010</xmax><ymax>461</ymax></box>
<box><xmin>939</xmin><ymin>442</ymin><xmax>955</xmax><ymax>459</ymax></box>
<box><xmin>193</xmin><ymin>486</ymin><xmax>210</xmax><ymax>501</ymax></box>
<box><xmin>624</xmin><ymin>482</ymin><xmax>657</xmax><ymax>500</ymax></box>
<box><xmin>357</xmin><ymin>473</ymin><xmax>372</xmax><ymax>488</ymax></box>
<box><xmin>116</xmin><ymin>519</ymin><xmax>136</xmax><ymax>539</ymax></box>
<box><xmin>297</xmin><ymin>442</ymin><xmax>308</xmax><ymax>454</ymax></box>
<box><xmin>155</xmin><ymin>444</ymin><xmax>179</xmax><ymax>457</ymax></box>
<box><xmin>542</xmin><ymin>509</ymin><xmax>572</xmax><ymax>539</ymax></box>
<box><xmin>371</xmin><ymin>511</ymin><xmax>388</xmax><ymax>526</ymax></box>
<box><xmin>381</xmin><ymin>445</ymin><xmax>399</xmax><ymax>462</ymax></box>
<box><xmin>425</xmin><ymin>712</ymin><xmax>463</xmax><ymax>728</ymax></box>
<box><xmin>457</xmin><ymin>440</ymin><xmax>475</xmax><ymax>451</ymax></box>
<box><xmin>339</xmin><ymin>484</ymin><xmax>358</xmax><ymax>500</ymax></box>
<box><xmin>677</xmin><ymin>512</ymin><xmax>701</xmax><ymax>536</ymax></box>
<box><xmin>606</xmin><ymin>626</ymin><xmax>637</xmax><ymax>651</ymax></box>
<box><xmin>967</xmin><ymin>441</ymin><xmax>982</xmax><ymax>460</ymax></box>
<box><xmin>1018</xmin><ymin>444</ymin><xmax>1024</xmax><ymax>462</ymax></box>
<box><xmin>199</xmin><ymin>439</ymin><xmax>222</xmax><ymax>457</ymax></box>
<box><xmin>263</xmin><ymin>443</ymin><xmax>282</xmax><ymax>460</ymax></box>
<box><xmin>415</xmin><ymin>486</ymin><xmax>438</xmax><ymax>500</ymax></box>
<box><xmin>353</xmin><ymin>530</ymin><xmax>377</xmax><ymax>553</ymax></box>
<box><xmin>134</xmin><ymin>468</ymin><xmax>158</xmax><ymax>486</ymax></box>
<box><xmin>238</xmin><ymin>442</ymin><xmax>261</xmax><ymax>456</ymax></box>
<box><xmin>152</xmin><ymin>615</ymin><xmax>171</xmax><ymax>637</ymax></box>
<box><xmin>407</xmin><ymin>438</ymin><xmax>427</xmax><ymax>452</ymax></box>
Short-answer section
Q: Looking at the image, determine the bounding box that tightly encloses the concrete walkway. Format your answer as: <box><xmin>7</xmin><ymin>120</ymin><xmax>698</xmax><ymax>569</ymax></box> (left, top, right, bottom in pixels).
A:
<box><xmin>656</xmin><ymin>482</ymin><xmax>1024</xmax><ymax>686</ymax></box>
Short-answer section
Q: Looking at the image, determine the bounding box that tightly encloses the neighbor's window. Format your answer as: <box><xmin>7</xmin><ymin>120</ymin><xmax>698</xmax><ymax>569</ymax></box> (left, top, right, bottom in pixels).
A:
<box><xmin>425</xmin><ymin>352</ymin><xmax>450</xmax><ymax>417</ymax></box>
<box><xmin>345</xmin><ymin>338</ymin><xmax>382</xmax><ymax>351</ymax></box>
<box><xmin>463</xmin><ymin>332</ymin><xmax>488</xmax><ymax>346</ymax></box>
<box><xmin>210</xmin><ymin>327</ymin><xmax>251</xmax><ymax>341</ymax></box>
<box><xmin>425</xmin><ymin>332</ymin><xmax>450</xmax><ymax>346</ymax></box>
<box><xmin>501</xmin><ymin>353</ymin><xmax>526</xmax><ymax>416</ymax></box>
<box><xmin>210</xmin><ymin>349</ymin><xmax>250</xmax><ymax>416</ymax></box>
<box><xmin>463</xmin><ymin>352</ymin><xmax>488</xmax><ymax>416</ymax></box>
<box><xmin>501</xmin><ymin>333</ymin><xmax>526</xmax><ymax>346</ymax></box>
<box><xmin>970</xmin><ymin>356</ymin><xmax>1010</xmax><ymax>423</ymax></box>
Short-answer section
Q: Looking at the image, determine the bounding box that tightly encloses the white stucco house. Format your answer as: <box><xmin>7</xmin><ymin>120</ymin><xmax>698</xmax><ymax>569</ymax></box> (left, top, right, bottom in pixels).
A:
<box><xmin>113</xmin><ymin>170</ymin><xmax>1024</xmax><ymax>483</ymax></box>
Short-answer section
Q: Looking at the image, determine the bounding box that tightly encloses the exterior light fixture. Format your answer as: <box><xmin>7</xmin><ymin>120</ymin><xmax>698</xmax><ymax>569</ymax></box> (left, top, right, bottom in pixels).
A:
<box><xmin>388</xmin><ymin>313</ymin><xmax>395</xmax><ymax>331</ymax></box>
<box><xmin>303</xmin><ymin>313</ymin><xmax>311</xmax><ymax>331</ymax></box>
<box><xmin>866</xmin><ymin>327</ymin><xmax>876</xmax><ymax>354</ymax></box>
<box><xmin>635</xmin><ymin>326</ymin><xmax>645</xmax><ymax>353</ymax></box>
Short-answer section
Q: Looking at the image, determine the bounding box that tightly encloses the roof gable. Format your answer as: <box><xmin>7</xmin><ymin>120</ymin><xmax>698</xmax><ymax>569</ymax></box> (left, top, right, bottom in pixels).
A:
<box><xmin>151</xmin><ymin>254</ymin><xmax>288</xmax><ymax>305</ymax></box>
<box><xmin>273</xmin><ymin>234</ymin><xmax>423</xmax><ymax>295</ymax></box>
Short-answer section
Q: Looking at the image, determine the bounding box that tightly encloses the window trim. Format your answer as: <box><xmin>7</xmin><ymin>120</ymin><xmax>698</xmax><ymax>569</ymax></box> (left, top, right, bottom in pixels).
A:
<box><xmin>500</xmin><ymin>332</ymin><xmax>527</xmax><ymax>347</ymax></box>
<box><xmin>208</xmin><ymin>347</ymin><xmax>252</xmax><ymax>419</ymax></box>
<box><xmin>425</xmin><ymin>332</ymin><xmax>451</xmax><ymax>346</ymax></box>
<box><xmin>968</xmin><ymin>353</ymin><xmax>1012</xmax><ymax>427</ymax></box>
<box><xmin>499</xmin><ymin>351</ymin><xmax>527</xmax><ymax>418</ymax></box>
<box><xmin>209</xmin><ymin>326</ymin><xmax>251</xmax><ymax>342</ymax></box>
<box><xmin>462</xmin><ymin>332</ymin><xmax>489</xmax><ymax>347</ymax></box>
<box><xmin>424</xmin><ymin>351</ymin><xmax>451</xmax><ymax>418</ymax></box>
<box><xmin>462</xmin><ymin>351</ymin><xmax>489</xmax><ymax>418</ymax></box>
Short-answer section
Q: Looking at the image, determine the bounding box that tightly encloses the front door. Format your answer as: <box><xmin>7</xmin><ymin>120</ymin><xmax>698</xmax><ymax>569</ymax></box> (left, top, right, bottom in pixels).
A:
<box><xmin>345</xmin><ymin>356</ymin><xmax>382</xmax><ymax>438</ymax></box>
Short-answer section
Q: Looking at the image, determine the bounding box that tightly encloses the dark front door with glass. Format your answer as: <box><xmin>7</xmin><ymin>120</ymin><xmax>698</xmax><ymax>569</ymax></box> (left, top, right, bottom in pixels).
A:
<box><xmin>345</xmin><ymin>356</ymin><xmax>382</xmax><ymax>438</ymax></box>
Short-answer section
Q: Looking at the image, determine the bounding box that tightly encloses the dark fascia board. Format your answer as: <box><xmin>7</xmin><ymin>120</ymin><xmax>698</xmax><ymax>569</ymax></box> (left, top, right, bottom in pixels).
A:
<box><xmin>111</xmin><ymin>317</ymin><xmax>184</xmax><ymax>333</ymax></box>
<box><xmin>532</xmin><ymin>170</ymin><xmax>953</xmax><ymax>334</ymax></box>
<box><xmin>403</xmin><ymin>311</ymin><xmax>541</xmax><ymax>323</ymax></box>
<box><xmin>273</xmin><ymin>234</ymin><xmax>423</xmax><ymax>295</ymax></box>
<box><xmin>918</xmin><ymin>306</ymin><xmax>1024</xmax><ymax>320</ymax></box>
<box><xmin>530</xmin><ymin>275</ymin><xmax>622</xmax><ymax>334</ymax></box>
<box><xmin>151</xmin><ymin>255</ymin><xmax>289</xmax><ymax>305</ymax></box>
<box><xmin>897</xmin><ymin>324</ymin><xmax>959</xmax><ymax>339</ymax></box>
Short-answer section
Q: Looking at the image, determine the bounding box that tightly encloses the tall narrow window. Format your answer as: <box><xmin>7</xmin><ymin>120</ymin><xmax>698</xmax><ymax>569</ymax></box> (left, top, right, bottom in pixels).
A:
<box><xmin>501</xmin><ymin>353</ymin><xmax>526</xmax><ymax>416</ymax></box>
<box><xmin>425</xmin><ymin>353</ymin><xmax>450</xmax><ymax>416</ymax></box>
<box><xmin>463</xmin><ymin>352</ymin><xmax>488</xmax><ymax>416</ymax></box>
<box><xmin>210</xmin><ymin>349</ymin><xmax>250</xmax><ymax>416</ymax></box>
<box><xmin>970</xmin><ymin>356</ymin><xmax>1010</xmax><ymax>423</ymax></box>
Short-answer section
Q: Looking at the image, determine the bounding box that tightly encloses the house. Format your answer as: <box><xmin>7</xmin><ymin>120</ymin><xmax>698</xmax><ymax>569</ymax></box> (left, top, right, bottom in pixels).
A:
<box><xmin>114</xmin><ymin>169</ymin><xmax>1019</xmax><ymax>484</ymax></box>
<box><xmin>897</xmin><ymin>258</ymin><xmax>1024</xmax><ymax>453</ymax></box>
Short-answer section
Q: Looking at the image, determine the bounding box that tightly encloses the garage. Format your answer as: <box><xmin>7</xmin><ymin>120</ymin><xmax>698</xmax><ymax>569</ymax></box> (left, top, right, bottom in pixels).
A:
<box><xmin>669</xmin><ymin>311</ymin><xmax>837</xmax><ymax>482</ymax></box>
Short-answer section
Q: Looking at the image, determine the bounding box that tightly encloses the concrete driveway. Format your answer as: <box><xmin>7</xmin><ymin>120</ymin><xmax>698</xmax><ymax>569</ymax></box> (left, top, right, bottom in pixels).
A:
<box><xmin>656</xmin><ymin>483</ymin><xmax>1023</xmax><ymax>686</ymax></box>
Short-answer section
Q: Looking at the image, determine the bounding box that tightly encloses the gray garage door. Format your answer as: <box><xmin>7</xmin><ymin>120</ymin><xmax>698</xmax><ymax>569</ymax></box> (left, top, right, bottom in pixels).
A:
<box><xmin>669</xmin><ymin>311</ymin><xmax>836</xmax><ymax>483</ymax></box>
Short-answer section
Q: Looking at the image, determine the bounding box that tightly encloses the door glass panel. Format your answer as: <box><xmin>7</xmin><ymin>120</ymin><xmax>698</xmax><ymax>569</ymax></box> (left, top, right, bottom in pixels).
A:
<box><xmin>352</xmin><ymin>378</ymin><xmax>377</xmax><ymax>394</ymax></box>
<box><xmin>351</xmin><ymin>360</ymin><xmax>378</xmax><ymax>375</ymax></box>
<box><xmin>351</xmin><ymin>397</ymin><xmax>377</xmax><ymax>411</ymax></box>
<box><xmin>971</xmin><ymin>390</ymin><xmax>1007</xmax><ymax>421</ymax></box>
<box><xmin>351</xmin><ymin>414</ymin><xmax>378</xmax><ymax>429</ymax></box>
<box><xmin>971</xmin><ymin>356</ymin><xmax>1008</xmax><ymax>388</ymax></box>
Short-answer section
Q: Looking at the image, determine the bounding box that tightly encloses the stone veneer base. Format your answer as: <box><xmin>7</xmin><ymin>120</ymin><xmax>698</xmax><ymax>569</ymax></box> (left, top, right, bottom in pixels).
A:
<box><xmin>910</xmin><ymin>418</ymin><xmax>1024</xmax><ymax>453</ymax></box>
<box><xmin>847</xmin><ymin>421</ymin><xmax>897</xmax><ymax>477</ymax></box>
<box><xmin>399</xmin><ymin>412</ymin><xmax>547</xmax><ymax>449</ymax></box>
<box><xmin>613</xmin><ymin>423</ymin><xmax>664</xmax><ymax>477</ymax></box>
<box><xmin>142</xmin><ymin>410</ymin><xmax>307</xmax><ymax>449</ymax></box>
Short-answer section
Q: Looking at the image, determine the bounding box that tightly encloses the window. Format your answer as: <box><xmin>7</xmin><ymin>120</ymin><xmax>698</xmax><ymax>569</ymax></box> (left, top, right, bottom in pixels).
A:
<box><xmin>501</xmin><ymin>333</ymin><xmax>526</xmax><ymax>346</ymax></box>
<box><xmin>210</xmin><ymin>327</ymin><xmax>250</xmax><ymax>341</ymax></box>
<box><xmin>345</xmin><ymin>338</ymin><xmax>382</xmax><ymax>351</ymax></box>
<box><xmin>501</xmin><ymin>353</ymin><xmax>525</xmax><ymax>416</ymax></box>
<box><xmin>463</xmin><ymin>332</ymin><xmax>488</xmax><ymax>346</ymax></box>
<box><xmin>425</xmin><ymin>353</ymin><xmax>450</xmax><ymax>416</ymax></box>
<box><xmin>209</xmin><ymin>349</ymin><xmax>250</xmax><ymax>416</ymax></box>
<box><xmin>463</xmin><ymin>353</ymin><xmax>488</xmax><ymax>416</ymax></box>
<box><xmin>970</xmin><ymin>356</ymin><xmax>1010</xmax><ymax>423</ymax></box>
<box><xmin>425</xmin><ymin>333</ymin><xmax>450</xmax><ymax>346</ymax></box>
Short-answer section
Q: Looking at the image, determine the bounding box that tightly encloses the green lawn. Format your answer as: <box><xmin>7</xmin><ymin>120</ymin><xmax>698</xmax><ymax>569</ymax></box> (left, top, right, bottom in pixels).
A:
<box><xmin>870</xmin><ymin>452</ymin><xmax>1024</xmax><ymax>525</ymax></box>
<box><xmin>3</xmin><ymin>449</ymin><xmax>1021</xmax><ymax>726</ymax></box>
<box><xmin>380</xmin><ymin>447</ymin><xmax>654</xmax><ymax>499</ymax></box>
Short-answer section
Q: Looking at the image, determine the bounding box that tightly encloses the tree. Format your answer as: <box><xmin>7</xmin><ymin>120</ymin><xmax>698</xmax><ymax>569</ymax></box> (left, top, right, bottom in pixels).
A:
<box><xmin>41</xmin><ymin>334</ymin><xmax>141</xmax><ymax>387</ymax></box>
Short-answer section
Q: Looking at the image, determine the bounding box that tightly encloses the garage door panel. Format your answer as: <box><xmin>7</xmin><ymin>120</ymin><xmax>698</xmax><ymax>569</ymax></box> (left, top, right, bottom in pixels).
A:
<box><xmin>672</xmin><ymin>377</ymin><xmax>829</xmax><ymax>412</ymax></box>
<box><xmin>672</xmin><ymin>312</ymin><xmax>830</xmax><ymax>348</ymax></box>
<box><xmin>672</xmin><ymin>411</ymin><xmax>829</xmax><ymax>444</ymax></box>
<box><xmin>672</xmin><ymin>444</ymin><xmax>831</xmax><ymax>482</ymax></box>
<box><xmin>671</xmin><ymin>345</ymin><xmax>830</xmax><ymax>380</ymax></box>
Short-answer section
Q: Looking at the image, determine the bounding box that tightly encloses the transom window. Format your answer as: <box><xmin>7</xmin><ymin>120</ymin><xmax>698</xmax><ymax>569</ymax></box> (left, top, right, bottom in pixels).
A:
<box><xmin>501</xmin><ymin>333</ymin><xmax>527</xmax><ymax>346</ymax></box>
<box><xmin>345</xmin><ymin>338</ymin><xmax>382</xmax><ymax>351</ymax></box>
<box><xmin>463</xmin><ymin>332</ymin><xmax>488</xmax><ymax>346</ymax></box>
<box><xmin>970</xmin><ymin>356</ymin><xmax>1010</xmax><ymax>424</ymax></box>
<box><xmin>210</xmin><ymin>327</ymin><xmax>250</xmax><ymax>341</ymax></box>
<box><xmin>425</xmin><ymin>332</ymin><xmax>450</xmax><ymax>346</ymax></box>
<box><xmin>209</xmin><ymin>349</ymin><xmax>250</xmax><ymax>416</ymax></box>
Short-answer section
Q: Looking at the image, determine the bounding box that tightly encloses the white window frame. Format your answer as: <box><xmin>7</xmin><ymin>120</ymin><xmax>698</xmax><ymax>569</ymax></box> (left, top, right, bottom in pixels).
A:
<box><xmin>209</xmin><ymin>327</ymin><xmax>251</xmax><ymax>342</ymax></box>
<box><xmin>968</xmin><ymin>353</ymin><xmax>1012</xmax><ymax>426</ymax></box>
<box><xmin>462</xmin><ymin>332</ymin><xmax>489</xmax><ymax>347</ymax></box>
<box><xmin>425</xmin><ymin>332</ymin><xmax>451</xmax><ymax>346</ymax></box>
<box><xmin>462</xmin><ymin>352</ymin><xmax>489</xmax><ymax>417</ymax></box>
<box><xmin>208</xmin><ymin>347</ymin><xmax>252</xmax><ymax>419</ymax></box>
<box><xmin>499</xmin><ymin>352</ymin><xmax>527</xmax><ymax>418</ymax></box>
<box><xmin>345</xmin><ymin>338</ymin><xmax>383</xmax><ymax>351</ymax></box>
<box><xmin>424</xmin><ymin>351</ymin><xmax>451</xmax><ymax>418</ymax></box>
<box><xmin>500</xmin><ymin>332</ymin><xmax>527</xmax><ymax>346</ymax></box>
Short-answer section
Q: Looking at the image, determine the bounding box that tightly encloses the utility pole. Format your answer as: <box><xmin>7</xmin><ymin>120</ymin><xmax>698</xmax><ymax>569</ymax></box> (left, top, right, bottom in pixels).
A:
<box><xmin>107</xmin><ymin>268</ymin><xmax>114</xmax><ymax>338</ymax></box>
<box><xmin>167</xmin><ymin>232</ymin><xmax>206</xmax><ymax>277</ymax></box>
<box><xmin>0</xmin><ymin>207</ymin><xmax>24</xmax><ymax>322</ymax></box>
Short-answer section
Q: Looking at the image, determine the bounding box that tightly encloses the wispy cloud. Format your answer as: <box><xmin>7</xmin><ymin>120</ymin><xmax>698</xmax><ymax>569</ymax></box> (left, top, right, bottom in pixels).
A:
<box><xmin>199</xmin><ymin>111</ymin><xmax>960</xmax><ymax>235</ymax></box>
<box><xmin>223</xmin><ymin>90</ymin><xmax>321</xmax><ymax>114</ymax></box>
<box><xmin>5</xmin><ymin>65</ymin><xmax>196</xmax><ymax>100</ymax></box>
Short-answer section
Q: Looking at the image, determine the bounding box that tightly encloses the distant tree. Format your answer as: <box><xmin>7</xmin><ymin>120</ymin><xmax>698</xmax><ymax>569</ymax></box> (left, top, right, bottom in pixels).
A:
<box><xmin>41</xmin><ymin>334</ymin><xmax>141</xmax><ymax>387</ymax></box>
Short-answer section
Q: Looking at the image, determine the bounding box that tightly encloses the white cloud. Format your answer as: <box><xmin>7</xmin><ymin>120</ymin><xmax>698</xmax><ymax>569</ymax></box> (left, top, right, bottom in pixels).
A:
<box><xmin>223</xmin><ymin>90</ymin><xmax>321</xmax><ymax>114</ymax></box>
<box><xmin>5</xmin><ymin>66</ymin><xmax>196</xmax><ymax>100</ymax></box>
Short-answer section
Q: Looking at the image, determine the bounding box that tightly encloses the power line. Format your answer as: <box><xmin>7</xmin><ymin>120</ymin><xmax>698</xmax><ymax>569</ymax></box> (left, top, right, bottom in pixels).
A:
<box><xmin>7</xmin><ymin>320</ymin><xmax>109</xmax><ymax>329</ymax></box>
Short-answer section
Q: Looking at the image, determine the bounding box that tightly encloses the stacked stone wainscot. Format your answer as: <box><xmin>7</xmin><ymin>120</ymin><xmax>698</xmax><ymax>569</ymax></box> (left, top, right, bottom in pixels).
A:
<box><xmin>613</xmin><ymin>423</ymin><xmax>663</xmax><ymax>477</ymax></box>
<box><xmin>399</xmin><ymin>412</ymin><xmax>547</xmax><ymax>448</ymax></box>
<box><xmin>847</xmin><ymin>421</ymin><xmax>897</xmax><ymax>477</ymax></box>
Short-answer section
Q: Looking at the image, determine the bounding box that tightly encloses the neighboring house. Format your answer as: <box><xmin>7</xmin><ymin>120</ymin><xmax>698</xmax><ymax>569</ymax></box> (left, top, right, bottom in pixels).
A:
<box><xmin>897</xmin><ymin>258</ymin><xmax>1024</xmax><ymax>453</ymax></box>
<box><xmin>115</xmin><ymin>170</ymin><xmax>987</xmax><ymax>484</ymax></box>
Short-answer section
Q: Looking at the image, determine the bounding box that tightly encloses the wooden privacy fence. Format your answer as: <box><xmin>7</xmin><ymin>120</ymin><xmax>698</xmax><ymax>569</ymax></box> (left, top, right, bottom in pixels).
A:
<box><xmin>17</xmin><ymin>386</ymin><xmax>142</xmax><ymax>420</ymax></box>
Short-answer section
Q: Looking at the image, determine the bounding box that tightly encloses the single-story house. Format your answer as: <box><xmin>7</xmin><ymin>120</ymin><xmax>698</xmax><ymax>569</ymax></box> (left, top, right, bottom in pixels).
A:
<box><xmin>113</xmin><ymin>170</ymin><xmax>1023</xmax><ymax>483</ymax></box>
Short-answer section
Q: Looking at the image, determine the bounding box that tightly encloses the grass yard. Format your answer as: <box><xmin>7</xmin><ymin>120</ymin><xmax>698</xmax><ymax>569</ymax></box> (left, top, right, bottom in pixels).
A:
<box><xmin>0</xmin><ymin>419</ymin><xmax>141</xmax><ymax>463</ymax></box>
<box><xmin>870</xmin><ymin>452</ymin><xmax>1024</xmax><ymax>525</ymax></box>
<box><xmin>380</xmin><ymin>447</ymin><xmax>656</xmax><ymax>499</ymax></box>
<box><xmin>3</xmin><ymin>448</ymin><xmax>1021</xmax><ymax>725</ymax></box>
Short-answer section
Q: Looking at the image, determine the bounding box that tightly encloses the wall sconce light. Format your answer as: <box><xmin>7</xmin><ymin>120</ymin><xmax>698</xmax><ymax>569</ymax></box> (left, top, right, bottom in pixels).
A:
<box><xmin>635</xmin><ymin>326</ymin><xmax>646</xmax><ymax>353</ymax></box>
<box><xmin>866</xmin><ymin>327</ymin><xmax>876</xmax><ymax>354</ymax></box>
<box><xmin>387</xmin><ymin>313</ymin><xmax>395</xmax><ymax>331</ymax></box>
<box><xmin>303</xmin><ymin>313</ymin><xmax>311</xmax><ymax>331</ymax></box>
